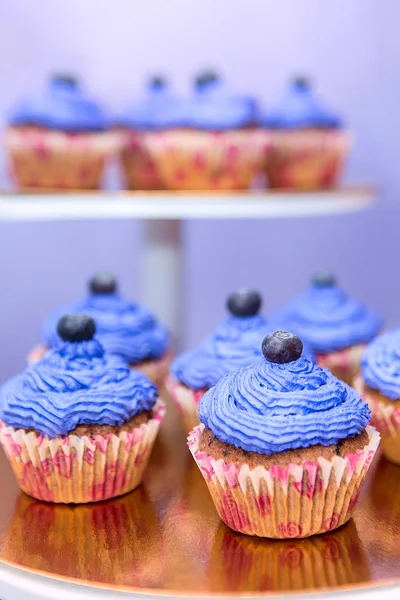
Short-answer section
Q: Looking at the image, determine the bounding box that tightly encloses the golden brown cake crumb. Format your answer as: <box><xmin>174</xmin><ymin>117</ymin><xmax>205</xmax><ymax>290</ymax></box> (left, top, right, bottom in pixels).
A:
<box><xmin>198</xmin><ymin>427</ymin><xmax>369</xmax><ymax>468</ymax></box>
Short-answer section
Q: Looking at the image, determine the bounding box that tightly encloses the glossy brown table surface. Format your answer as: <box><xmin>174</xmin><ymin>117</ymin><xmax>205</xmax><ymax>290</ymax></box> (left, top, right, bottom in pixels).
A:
<box><xmin>1</xmin><ymin>396</ymin><xmax>400</xmax><ymax>597</ymax></box>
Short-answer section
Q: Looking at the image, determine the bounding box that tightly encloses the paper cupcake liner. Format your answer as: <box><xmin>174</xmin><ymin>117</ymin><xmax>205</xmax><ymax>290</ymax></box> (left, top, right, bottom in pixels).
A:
<box><xmin>132</xmin><ymin>350</ymin><xmax>173</xmax><ymax>385</ymax></box>
<box><xmin>120</xmin><ymin>130</ymin><xmax>166</xmax><ymax>190</ymax></box>
<box><xmin>0</xmin><ymin>400</ymin><xmax>166</xmax><ymax>503</ymax></box>
<box><xmin>316</xmin><ymin>343</ymin><xmax>367</xmax><ymax>385</ymax></box>
<box><xmin>5</xmin><ymin>127</ymin><xmax>119</xmax><ymax>190</ymax></box>
<box><xmin>27</xmin><ymin>344</ymin><xmax>48</xmax><ymax>364</ymax></box>
<box><xmin>356</xmin><ymin>379</ymin><xmax>400</xmax><ymax>465</ymax></box>
<box><xmin>165</xmin><ymin>376</ymin><xmax>206</xmax><ymax>433</ymax></box>
<box><xmin>137</xmin><ymin>129</ymin><xmax>268</xmax><ymax>191</ymax></box>
<box><xmin>4</xmin><ymin>486</ymin><xmax>165</xmax><ymax>586</ymax></box>
<box><xmin>188</xmin><ymin>424</ymin><xmax>380</xmax><ymax>538</ymax></box>
<box><xmin>265</xmin><ymin>130</ymin><xmax>351</xmax><ymax>190</ymax></box>
<box><xmin>208</xmin><ymin>519</ymin><xmax>370</xmax><ymax>592</ymax></box>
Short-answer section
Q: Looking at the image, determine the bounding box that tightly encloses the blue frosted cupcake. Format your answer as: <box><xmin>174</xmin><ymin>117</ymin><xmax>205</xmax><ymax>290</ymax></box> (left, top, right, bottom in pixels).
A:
<box><xmin>271</xmin><ymin>272</ymin><xmax>381</xmax><ymax>384</ymax></box>
<box><xmin>167</xmin><ymin>290</ymin><xmax>270</xmax><ymax>432</ymax></box>
<box><xmin>261</xmin><ymin>77</ymin><xmax>350</xmax><ymax>189</ymax></box>
<box><xmin>5</xmin><ymin>74</ymin><xmax>115</xmax><ymax>190</ymax></box>
<box><xmin>188</xmin><ymin>331</ymin><xmax>379</xmax><ymax>538</ymax></box>
<box><xmin>28</xmin><ymin>273</ymin><xmax>170</xmax><ymax>383</ymax></box>
<box><xmin>151</xmin><ymin>71</ymin><xmax>264</xmax><ymax>191</ymax></box>
<box><xmin>0</xmin><ymin>314</ymin><xmax>166</xmax><ymax>503</ymax></box>
<box><xmin>357</xmin><ymin>330</ymin><xmax>400</xmax><ymax>465</ymax></box>
<box><xmin>117</xmin><ymin>76</ymin><xmax>189</xmax><ymax>190</ymax></box>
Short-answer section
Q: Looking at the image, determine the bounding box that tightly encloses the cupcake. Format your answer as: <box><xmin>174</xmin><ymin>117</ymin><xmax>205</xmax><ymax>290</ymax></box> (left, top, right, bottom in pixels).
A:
<box><xmin>188</xmin><ymin>330</ymin><xmax>379</xmax><ymax>538</ymax></box>
<box><xmin>0</xmin><ymin>314</ymin><xmax>166</xmax><ymax>503</ymax></box>
<box><xmin>5</xmin><ymin>74</ymin><xmax>116</xmax><ymax>190</ymax></box>
<box><xmin>148</xmin><ymin>71</ymin><xmax>265</xmax><ymax>191</ymax></box>
<box><xmin>117</xmin><ymin>76</ymin><xmax>188</xmax><ymax>190</ymax></box>
<box><xmin>262</xmin><ymin>77</ymin><xmax>350</xmax><ymax>190</ymax></box>
<box><xmin>166</xmin><ymin>290</ymin><xmax>269</xmax><ymax>433</ymax></box>
<box><xmin>356</xmin><ymin>330</ymin><xmax>400</xmax><ymax>465</ymax></box>
<box><xmin>28</xmin><ymin>272</ymin><xmax>170</xmax><ymax>383</ymax></box>
<box><xmin>271</xmin><ymin>272</ymin><xmax>382</xmax><ymax>384</ymax></box>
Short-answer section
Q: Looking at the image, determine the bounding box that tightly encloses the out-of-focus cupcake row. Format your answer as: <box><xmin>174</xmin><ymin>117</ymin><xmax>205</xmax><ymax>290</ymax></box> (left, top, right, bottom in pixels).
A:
<box><xmin>5</xmin><ymin>72</ymin><xmax>350</xmax><ymax>192</ymax></box>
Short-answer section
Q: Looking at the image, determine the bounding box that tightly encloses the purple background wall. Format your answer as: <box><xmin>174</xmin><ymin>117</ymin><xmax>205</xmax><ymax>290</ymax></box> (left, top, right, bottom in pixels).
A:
<box><xmin>0</xmin><ymin>1</ymin><xmax>399</xmax><ymax>379</ymax></box>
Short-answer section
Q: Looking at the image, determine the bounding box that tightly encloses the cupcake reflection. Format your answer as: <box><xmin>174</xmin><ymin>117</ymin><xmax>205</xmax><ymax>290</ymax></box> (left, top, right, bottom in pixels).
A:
<box><xmin>5</xmin><ymin>488</ymin><xmax>164</xmax><ymax>588</ymax></box>
<box><xmin>208</xmin><ymin>520</ymin><xmax>370</xmax><ymax>593</ymax></box>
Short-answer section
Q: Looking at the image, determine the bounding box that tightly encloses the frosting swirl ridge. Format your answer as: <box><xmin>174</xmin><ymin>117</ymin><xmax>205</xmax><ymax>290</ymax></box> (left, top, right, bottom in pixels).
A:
<box><xmin>0</xmin><ymin>339</ymin><xmax>157</xmax><ymax>438</ymax></box>
<box><xmin>199</xmin><ymin>355</ymin><xmax>370</xmax><ymax>454</ymax></box>
<box><xmin>362</xmin><ymin>330</ymin><xmax>400</xmax><ymax>400</ymax></box>
<box><xmin>42</xmin><ymin>293</ymin><xmax>169</xmax><ymax>364</ymax></box>
<box><xmin>271</xmin><ymin>284</ymin><xmax>381</xmax><ymax>354</ymax></box>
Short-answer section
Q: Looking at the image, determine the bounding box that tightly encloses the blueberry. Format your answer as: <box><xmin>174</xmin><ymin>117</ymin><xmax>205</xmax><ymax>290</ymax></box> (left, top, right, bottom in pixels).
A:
<box><xmin>51</xmin><ymin>74</ymin><xmax>77</xmax><ymax>88</ymax></box>
<box><xmin>149</xmin><ymin>76</ymin><xmax>166</xmax><ymax>90</ymax></box>
<box><xmin>292</xmin><ymin>76</ymin><xmax>311</xmax><ymax>90</ymax></box>
<box><xmin>227</xmin><ymin>289</ymin><xmax>262</xmax><ymax>317</ymax></box>
<box><xmin>57</xmin><ymin>314</ymin><xmax>96</xmax><ymax>342</ymax></box>
<box><xmin>89</xmin><ymin>272</ymin><xmax>117</xmax><ymax>295</ymax></box>
<box><xmin>195</xmin><ymin>70</ymin><xmax>220</xmax><ymax>89</ymax></box>
<box><xmin>262</xmin><ymin>331</ymin><xmax>303</xmax><ymax>364</ymax></box>
<box><xmin>312</xmin><ymin>271</ymin><xmax>336</xmax><ymax>288</ymax></box>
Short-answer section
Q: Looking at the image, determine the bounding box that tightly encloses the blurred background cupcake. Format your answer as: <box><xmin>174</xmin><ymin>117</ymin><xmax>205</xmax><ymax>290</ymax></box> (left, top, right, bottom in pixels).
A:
<box><xmin>5</xmin><ymin>74</ymin><xmax>116</xmax><ymax>190</ymax></box>
<box><xmin>271</xmin><ymin>272</ymin><xmax>382</xmax><ymax>384</ymax></box>
<box><xmin>207</xmin><ymin>520</ymin><xmax>370</xmax><ymax>593</ymax></box>
<box><xmin>356</xmin><ymin>330</ymin><xmax>400</xmax><ymax>465</ymax></box>
<box><xmin>166</xmin><ymin>289</ymin><xmax>269</xmax><ymax>432</ymax></box>
<box><xmin>148</xmin><ymin>71</ymin><xmax>263</xmax><ymax>191</ymax></box>
<box><xmin>261</xmin><ymin>77</ymin><xmax>350</xmax><ymax>190</ymax></box>
<box><xmin>28</xmin><ymin>272</ymin><xmax>170</xmax><ymax>383</ymax></box>
<box><xmin>116</xmin><ymin>76</ymin><xmax>186</xmax><ymax>190</ymax></box>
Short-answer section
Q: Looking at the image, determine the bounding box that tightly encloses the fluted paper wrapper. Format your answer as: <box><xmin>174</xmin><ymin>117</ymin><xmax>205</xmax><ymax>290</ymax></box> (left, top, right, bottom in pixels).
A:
<box><xmin>188</xmin><ymin>424</ymin><xmax>379</xmax><ymax>538</ymax></box>
<box><xmin>135</xmin><ymin>129</ymin><xmax>268</xmax><ymax>191</ymax></box>
<box><xmin>120</xmin><ymin>130</ymin><xmax>166</xmax><ymax>190</ymax></box>
<box><xmin>0</xmin><ymin>400</ymin><xmax>166</xmax><ymax>504</ymax></box>
<box><xmin>265</xmin><ymin>130</ymin><xmax>350</xmax><ymax>190</ymax></box>
<box><xmin>5</xmin><ymin>127</ymin><xmax>120</xmax><ymax>190</ymax></box>
<box><xmin>355</xmin><ymin>377</ymin><xmax>400</xmax><ymax>465</ymax></box>
<box><xmin>316</xmin><ymin>343</ymin><xmax>367</xmax><ymax>386</ymax></box>
<box><xmin>165</xmin><ymin>375</ymin><xmax>206</xmax><ymax>433</ymax></box>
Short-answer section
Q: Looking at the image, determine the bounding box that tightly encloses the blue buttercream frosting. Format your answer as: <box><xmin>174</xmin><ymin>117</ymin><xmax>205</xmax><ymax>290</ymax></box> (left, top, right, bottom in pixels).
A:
<box><xmin>199</xmin><ymin>354</ymin><xmax>370</xmax><ymax>455</ymax></box>
<box><xmin>42</xmin><ymin>293</ymin><xmax>169</xmax><ymax>364</ymax></box>
<box><xmin>262</xmin><ymin>78</ymin><xmax>341</xmax><ymax>129</ymax></box>
<box><xmin>8</xmin><ymin>76</ymin><xmax>107</xmax><ymax>132</ymax></box>
<box><xmin>118</xmin><ymin>78</ymin><xmax>190</xmax><ymax>130</ymax></box>
<box><xmin>188</xmin><ymin>77</ymin><xmax>258</xmax><ymax>130</ymax></box>
<box><xmin>362</xmin><ymin>330</ymin><xmax>400</xmax><ymax>400</ymax></box>
<box><xmin>0</xmin><ymin>338</ymin><xmax>157</xmax><ymax>438</ymax></box>
<box><xmin>270</xmin><ymin>283</ymin><xmax>381</xmax><ymax>354</ymax></box>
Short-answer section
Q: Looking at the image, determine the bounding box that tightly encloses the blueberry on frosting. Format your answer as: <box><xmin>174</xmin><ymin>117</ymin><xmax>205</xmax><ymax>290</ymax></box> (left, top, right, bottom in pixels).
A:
<box><xmin>262</xmin><ymin>330</ymin><xmax>303</xmax><ymax>364</ymax></box>
<box><xmin>57</xmin><ymin>314</ymin><xmax>96</xmax><ymax>342</ymax></box>
<box><xmin>89</xmin><ymin>272</ymin><xmax>117</xmax><ymax>295</ymax></box>
<box><xmin>227</xmin><ymin>289</ymin><xmax>261</xmax><ymax>317</ymax></box>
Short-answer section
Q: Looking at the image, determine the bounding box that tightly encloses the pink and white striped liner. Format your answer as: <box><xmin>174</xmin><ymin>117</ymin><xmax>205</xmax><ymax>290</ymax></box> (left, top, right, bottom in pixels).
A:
<box><xmin>0</xmin><ymin>400</ymin><xmax>166</xmax><ymax>504</ymax></box>
<box><xmin>188</xmin><ymin>424</ymin><xmax>380</xmax><ymax>538</ymax></box>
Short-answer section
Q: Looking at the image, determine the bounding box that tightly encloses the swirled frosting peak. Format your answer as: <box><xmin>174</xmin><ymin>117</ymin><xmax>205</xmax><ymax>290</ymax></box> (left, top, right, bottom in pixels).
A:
<box><xmin>171</xmin><ymin>314</ymin><xmax>269</xmax><ymax>390</ymax></box>
<box><xmin>262</xmin><ymin>77</ymin><xmax>341</xmax><ymax>129</ymax></box>
<box><xmin>9</xmin><ymin>75</ymin><xmax>107</xmax><ymax>132</ymax></box>
<box><xmin>0</xmin><ymin>337</ymin><xmax>157</xmax><ymax>438</ymax></box>
<box><xmin>199</xmin><ymin>348</ymin><xmax>370</xmax><ymax>455</ymax></box>
<box><xmin>42</xmin><ymin>292</ymin><xmax>169</xmax><ymax>364</ymax></box>
<box><xmin>362</xmin><ymin>330</ymin><xmax>400</xmax><ymax>400</ymax></box>
<box><xmin>270</xmin><ymin>280</ymin><xmax>381</xmax><ymax>354</ymax></box>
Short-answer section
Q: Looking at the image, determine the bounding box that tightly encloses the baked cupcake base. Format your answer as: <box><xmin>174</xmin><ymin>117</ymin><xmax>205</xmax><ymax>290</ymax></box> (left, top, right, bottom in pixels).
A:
<box><xmin>188</xmin><ymin>424</ymin><xmax>379</xmax><ymax>539</ymax></box>
<box><xmin>5</xmin><ymin>126</ymin><xmax>118</xmax><ymax>190</ymax></box>
<box><xmin>165</xmin><ymin>375</ymin><xmax>207</xmax><ymax>432</ymax></box>
<box><xmin>316</xmin><ymin>343</ymin><xmax>367</xmax><ymax>386</ymax></box>
<box><xmin>265</xmin><ymin>130</ymin><xmax>350</xmax><ymax>190</ymax></box>
<box><xmin>120</xmin><ymin>130</ymin><xmax>165</xmax><ymax>190</ymax></box>
<box><xmin>355</xmin><ymin>378</ymin><xmax>400</xmax><ymax>465</ymax></box>
<box><xmin>0</xmin><ymin>400</ymin><xmax>166</xmax><ymax>504</ymax></box>
<box><xmin>135</xmin><ymin>129</ymin><xmax>267</xmax><ymax>191</ymax></box>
